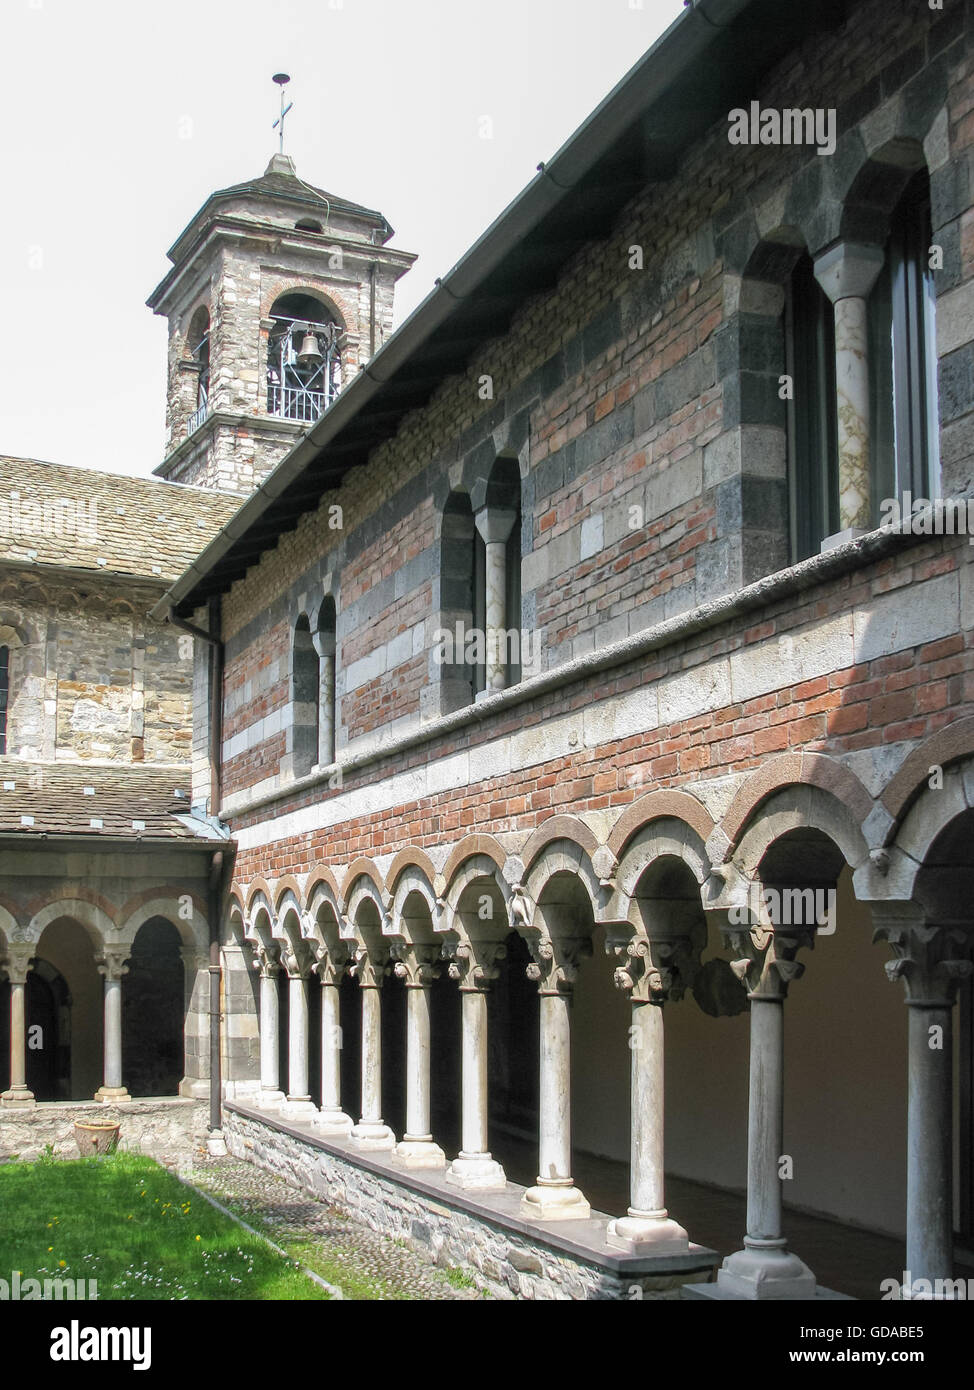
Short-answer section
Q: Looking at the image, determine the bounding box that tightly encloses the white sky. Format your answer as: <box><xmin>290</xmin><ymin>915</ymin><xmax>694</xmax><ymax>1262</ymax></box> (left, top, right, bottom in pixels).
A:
<box><xmin>0</xmin><ymin>0</ymin><xmax>683</xmax><ymax>478</ymax></box>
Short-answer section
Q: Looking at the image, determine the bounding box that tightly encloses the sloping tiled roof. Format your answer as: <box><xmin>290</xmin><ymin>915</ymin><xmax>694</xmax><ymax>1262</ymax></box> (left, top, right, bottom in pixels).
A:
<box><xmin>0</xmin><ymin>759</ymin><xmax>203</xmax><ymax>840</ymax></box>
<box><xmin>0</xmin><ymin>457</ymin><xmax>242</xmax><ymax>584</ymax></box>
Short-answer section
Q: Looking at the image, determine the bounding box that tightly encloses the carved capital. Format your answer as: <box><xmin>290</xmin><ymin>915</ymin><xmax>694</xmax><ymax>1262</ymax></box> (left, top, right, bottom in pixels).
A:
<box><xmin>348</xmin><ymin>945</ymin><xmax>390</xmax><ymax>989</ymax></box>
<box><xmin>872</xmin><ymin>909</ymin><xmax>974</xmax><ymax>1007</ymax></box>
<box><xmin>0</xmin><ymin>946</ymin><xmax>34</xmax><ymax>986</ymax></box>
<box><xmin>391</xmin><ymin>942</ymin><xmax>441</xmax><ymax>988</ymax></box>
<box><xmin>446</xmin><ymin>939</ymin><xmax>506</xmax><ymax>992</ymax></box>
<box><xmin>95</xmin><ymin>946</ymin><xmax>131</xmax><ymax>982</ymax></box>
<box><xmin>312</xmin><ymin>943</ymin><xmax>349</xmax><ymax>987</ymax></box>
<box><xmin>280</xmin><ymin>938</ymin><xmax>314</xmax><ymax>980</ymax></box>
<box><xmin>721</xmin><ymin>920</ymin><xmax>812</xmax><ymax>999</ymax></box>
<box><xmin>610</xmin><ymin>934</ymin><xmax>695</xmax><ymax>1003</ymax></box>
<box><xmin>526</xmin><ymin>935</ymin><xmax>592</xmax><ymax>996</ymax></box>
<box><xmin>252</xmin><ymin>943</ymin><xmax>281</xmax><ymax>978</ymax></box>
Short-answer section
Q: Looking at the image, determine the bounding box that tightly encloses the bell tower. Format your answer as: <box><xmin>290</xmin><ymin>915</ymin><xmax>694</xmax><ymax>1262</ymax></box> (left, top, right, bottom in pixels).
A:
<box><xmin>147</xmin><ymin>151</ymin><xmax>416</xmax><ymax>494</ymax></box>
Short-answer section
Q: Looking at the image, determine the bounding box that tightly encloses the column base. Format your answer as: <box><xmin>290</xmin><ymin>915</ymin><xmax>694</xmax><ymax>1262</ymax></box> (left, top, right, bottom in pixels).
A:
<box><xmin>206</xmin><ymin>1129</ymin><xmax>228</xmax><ymax>1158</ymax></box>
<box><xmin>0</xmin><ymin>1088</ymin><xmax>35</xmax><ymax>1109</ymax></box>
<box><xmin>445</xmin><ymin>1152</ymin><xmax>507</xmax><ymax>1191</ymax></box>
<box><xmin>314</xmin><ymin>1109</ymin><xmax>354</xmax><ymax>1137</ymax></box>
<box><xmin>715</xmin><ymin>1243</ymin><xmax>817</xmax><ymax>1300</ymax></box>
<box><xmin>282</xmin><ymin>1097</ymin><xmax>318</xmax><ymax>1121</ymax></box>
<box><xmin>94</xmin><ymin>1086</ymin><xmax>129</xmax><ymax>1103</ymax></box>
<box><xmin>606</xmin><ymin>1211</ymin><xmax>689</xmax><ymax>1254</ymax></box>
<box><xmin>253</xmin><ymin>1089</ymin><xmax>286</xmax><ymax>1111</ymax></box>
<box><xmin>520</xmin><ymin>1181</ymin><xmax>591</xmax><ymax>1222</ymax></box>
<box><xmin>395</xmin><ymin>1137</ymin><xmax>447</xmax><ymax>1170</ymax></box>
<box><xmin>349</xmin><ymin>1120</ymin><xmax>396</xmax><ymax>1151</ymax></box>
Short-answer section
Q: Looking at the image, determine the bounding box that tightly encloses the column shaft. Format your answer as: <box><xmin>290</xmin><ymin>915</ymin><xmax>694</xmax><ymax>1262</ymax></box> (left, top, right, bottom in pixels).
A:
<box><xmin>350</xmin><ymin>983</ymin><xmax>394</xmax><ymax>1148</ymax></box>
<box><xmin>286</xmin><ymin>975</ymin><xmax>311</xmax><ymax>1106</ymax></box>
<box><xmin>445</xmin><ymin>984</ymin><xmax>505</xmax><ymax>1189</ymax></box>
<box><xmin>484</xmin><ymin>539</ymin><xmax>508</xmax><ymax>692</ymax></box>
<box><xmin>1</xmin><ymin>980</ymin><xmax>35</xmax><ymax>1107</ymax></box>
<box><xmin>258</xmin><ymin>972</ymin><xmax>282</xmax><ymax>1101</ymax></box>
<box><xmin>907</xmin><ymin>1004</ymin><xmax>953</xmax><ymax>1285</ymax></box>
<box><xmin>521</xmin><ymin>990</ymin><xmax>590</xmax><ymax>1220</ymax></box>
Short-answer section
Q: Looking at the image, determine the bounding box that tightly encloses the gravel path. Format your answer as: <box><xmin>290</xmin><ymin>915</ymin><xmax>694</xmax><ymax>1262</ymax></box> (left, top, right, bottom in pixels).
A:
<box><xmin>186</xmin><ymin>1156</ymin><xmax>484</xmax><ymax>1301</ymax></box>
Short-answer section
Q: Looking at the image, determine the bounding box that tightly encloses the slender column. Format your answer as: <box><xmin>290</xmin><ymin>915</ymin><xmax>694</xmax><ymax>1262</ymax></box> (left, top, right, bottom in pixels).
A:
<box><xmin>445</xmin><ymin>940</ymin><xmax>507</xmax><ymax>1190</ymax></box>
<box><xmin>393</xmin><ymin>944</ymin><xmax>446</xmax><ymax>1169</ymax></box>
<box><xmin>94</xmin><ymin>946</ymin><xmax>130</xmax><ymax>1103</ymax></box>
<box><xmin>1</xmin><ymin>948</ymin><xmax>35</xmax><ymax>1108</ymax></box>
<box><xmin>255</xmin><ymin>948</ymin><xmax>285</xmax><ymax>1108</ymax></box>
<box><xmin>874</xmin><ymin>908</ymin><xmax>972</xmax><ymax>1297</ymax></box>
<box><xmin>313</xmin><ymin>944</ymin><xmax>353</xmax><ymax>1135</ymax></box>
<box><xmin>282</xmin><ymin>942</ymin><xmax>316</xmax><ymax>1119</ymax></box>
<box><xmin>315</xmin><ymin>625</ymin><xmax>336</xmax><ymax>766</ymax></box>
<box><xmin>521</xmin><ymin>936</ymin><xmax>591</xmax><ymax>1221</ymax></box>
<box><xmin>474</xmin><ymin>507</ymin><xmax>516</xmax><ymax>693</ymax></box>
<box><xmin>349</xmin><ymin>948</ymin><xmax>395</xmax><ymax>1149</ymax></box>
<box><xmin>714</xmin><ymin>919</ymin><xmax>816</xmax><ymax>1297</ymax></box>
<box><xmin>606</xmin><ymin>937</ymin><xmax>691</xmax><ymax>1252</ymax></box>
<box><xmin>813</xmin><ymin>241</ymin><xmax>884</xmax><ymax>537</ymax></box>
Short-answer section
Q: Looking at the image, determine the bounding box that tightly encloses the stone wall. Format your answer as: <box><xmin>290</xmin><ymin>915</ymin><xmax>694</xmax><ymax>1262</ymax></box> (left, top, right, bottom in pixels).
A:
<box><xmin>0</xmin><ymin>1099</ymin><xmax>208</xmax><ymax>1165</ymax></box>
<box><xmin>0</xmin><ymin>567</ymin><xmax>192</xmax><ymax>765</ymax></box>
<box><xmin>222</xmin><ymin>1104</ymin><xmax>718</xmax><ymax>1300</ymax></box>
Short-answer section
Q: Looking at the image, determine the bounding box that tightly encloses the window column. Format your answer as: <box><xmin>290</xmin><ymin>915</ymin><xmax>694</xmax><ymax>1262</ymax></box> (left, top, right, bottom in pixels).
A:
<box><xmin>813</xmin><ymin>241</ymin><xmax>884</xmax><ymax>539</ymax></box>
<box><xmin>474</xmin><ymin>507</ymin><xmax>516</xmax><ymax>693</ymax></box>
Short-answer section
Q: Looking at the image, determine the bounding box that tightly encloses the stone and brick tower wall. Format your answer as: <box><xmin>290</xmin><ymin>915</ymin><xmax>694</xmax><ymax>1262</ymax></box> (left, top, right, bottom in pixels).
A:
<box><xmin>147</xmin><ymin>153</ymin><xmax>416</xmax><ymax>495</ymax></box>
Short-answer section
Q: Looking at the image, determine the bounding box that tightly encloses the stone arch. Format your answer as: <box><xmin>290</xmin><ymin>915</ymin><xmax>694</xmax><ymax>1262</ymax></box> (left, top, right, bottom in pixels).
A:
<box><xmin>717</xmin><ymin>753</ymin><xmax>873</xmax><ymax>863</ymax></box>
<box><xmin>608</xmin><ymin>790</ymin><xmax>715</xmax><ymax>860</ymax></box>
<box><xmin>879</xmin><ymin>718</ymin><xmax>974</xmax><ymax>838</ymax></box>
<box><xmin>344</xmin><ymin>870</ymin><xmax>389</xmax><ymax>938</ymax></box>
<box><xmin>340</xmin><ymin>859</ymin><xmax>387</xmax><ymax>911</ymax></box>
<box><xmin>611</xmin><ymin>816</ymin><xmax>715</xmax><ymax>925</ymax></box>
<box><xmin>245</xmin><ymin>878</ymin><xmax>275</xmax><ymax>915</ymax></box>
<box><xmin>730</xmin><ymin>785</ymin><xmax>870</xmax><ymax>887</ymax></box>
<box><xmin>385</xmin><ymin>848</ymin><xmax>438</xmax><ymax>900</ymax></box>
<box><xmin>441</xmin><ymin>834</ymin><xmax>508</xmax><ymax>893</ymax></box>
<box><xmin>838</xmin><ymin>135</ymin><xmax>930</xmax><ymax>246</ymax></box>
<box><xmin>523</xmin><ymin>836</ymin><xmax>602</xmax><ymax>928</ymax></box>
<box><xmin>116</xmin><ymin>896</ymin><xmax>207</xmax><ymax>950</ymax></box>
<box><xmin>273</xmin><ymin>876</ymin><xmax>304</xmax><ymax>916</ymax></box>
<box><xmin>261</xmin><ymin>280</ymin><xmax>352</xmax><ymax>334</ymax></box>
<box><xmin>521</xmin><ymin>815</ymin><xmax>600</xmax><ymax>870</ymax></box>
<box><xmin>877</xmin><ymin>757</ymin><xmax>974</xmax><ymax>903</ymax></box>
<box><xmin>26</xmin><ymin>897</ymin><xmax>116</xmax><ymax>950</ymax></box>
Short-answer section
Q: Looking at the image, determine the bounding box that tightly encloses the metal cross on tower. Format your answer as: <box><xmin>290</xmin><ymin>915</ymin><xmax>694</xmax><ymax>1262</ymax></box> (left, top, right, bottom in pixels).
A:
<box><xmin>272</xmin><ymin>73</ymin><xmax>293</xmax><ymax>154</ymax></box>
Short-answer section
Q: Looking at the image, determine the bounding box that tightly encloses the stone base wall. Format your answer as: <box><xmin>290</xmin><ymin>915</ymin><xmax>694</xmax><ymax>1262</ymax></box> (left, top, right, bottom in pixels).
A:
<box><xmin>223</xmin><ymin>1104</ymin><xmax>718</xmax><ymax>1301</ymax></box>
<box><xmin>0</xmin><ymin>1099</ymin><xmax>208</xmax><ymax>1165</ymax></box>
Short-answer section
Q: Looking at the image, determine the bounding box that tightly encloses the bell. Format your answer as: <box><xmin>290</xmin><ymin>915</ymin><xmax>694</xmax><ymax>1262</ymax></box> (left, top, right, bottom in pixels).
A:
<box><xmin>296</xmin><ymin>329</ymin><xmax>323</xmax><ymax>367</ymax></box>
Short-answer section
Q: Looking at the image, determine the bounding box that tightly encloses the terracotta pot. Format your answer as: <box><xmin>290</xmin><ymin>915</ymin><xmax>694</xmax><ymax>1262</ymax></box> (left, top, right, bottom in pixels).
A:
<box><xmin>73</xmin><ymin>1121</ymin><xmax>120</xmax><ymax>1157</ymax></box>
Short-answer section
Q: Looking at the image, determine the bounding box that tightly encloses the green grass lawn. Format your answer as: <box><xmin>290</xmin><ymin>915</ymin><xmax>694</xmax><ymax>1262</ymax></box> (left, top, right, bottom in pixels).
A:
<box><xmin>0</xmin><ymin>1152</ymin><xmax>329</xmax><ymax>1300</ymax></box>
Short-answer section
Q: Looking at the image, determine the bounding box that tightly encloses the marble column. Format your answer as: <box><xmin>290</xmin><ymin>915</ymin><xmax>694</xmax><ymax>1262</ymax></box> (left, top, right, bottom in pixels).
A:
<box><xmin>713</xmin><ymin>921</ymin><xmax>816</xmax><ymax>1298</ymax></box>
<box><xmin>1</xmin><ymin>948</ymin><xmax>35</xmax><ymax>1108</ymax></box>
<box><xmin>873</xmin><ymin>907</ymin><xmax>973</xmax><ymax>1296</ymax></box>
<box><xmin>282</xmin><ymin>944</ymin><xmax>316</xmax><ymax>1119</ymax></box>
<box><xmin>445</xmin><ymin>940</ymin><xmax>507</xmax><ymax>1190</ymax></box>
<box><xmin>393</xmin><ymin>944</ymin><xmax>446</xmax><ymax>1168</ymax></box>
<box><xmin>315</xmin><ymin>626</ymin><xmax>336</xmax><ymax>766</ymax></box>
<box><xmin>95</xmin><ymin>946</ymin><xmax>131</xmax><ymax>1103</ymax></box>
<box><xmin>313</xmin><ymin>945</ymin><xmax>353</xmax><ymax>1135</ymax></box>
<box><xmin>256</xmin><ymin>949</ymin><xmax>285</xmax><ymax>1108</ymax></box>
<box><xmin>349</xmin><ymin>947</ymin><xmax>396</xmax><ymax>1149</ymax></box>
<box><xmin>606</xmin><ymin>937</ymin><xmax>690</xmax><ymax>1253</ymax></box>
<box><xmin>813</xmin><ymin>241</ymin><xmax>885</xmax><ymax>537</ymax></box>
<box><xmin>474</xmin><ymin>507</ymin><xmax>517</xmax><ymax>693</ymax></box>
<box><xmin>521</xmin><ymin>936</ymin><xmax>591</xmax><ymax>1221</ymax></box>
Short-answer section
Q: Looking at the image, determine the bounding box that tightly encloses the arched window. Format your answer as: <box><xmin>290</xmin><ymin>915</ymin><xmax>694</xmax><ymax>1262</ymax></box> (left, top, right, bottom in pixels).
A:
<box><xmin>0</xmin><ymin>644</ymin><xmax>9</xmax><ymax>754</ymax></box>
<box><xmin>317</xmin><ymin>598</ymin><xmax>337</xmax><ymax>766</ymax></box>
<box><xmin>267</xmin><ymin>292</ymin><xmax>342</xmax><ymax>423</ymax></box>
<box><xmin>786</xmin><ymin>252</ymin><xmax>839</xmax><ymax>561</ymax></box>
<box><xmin>292</xmin><ymin>615</ymin><xmax>318</xmax><ymax>778</ymax></box>
<box><xmin>869</xmin><ymin>168</ymin><xmax>939</xmax><ymax>508</ymax></box>
<box><xmin>188</xmin><ymin>306</ymin><xmax>210</xmax><ymax>433</ymax></box>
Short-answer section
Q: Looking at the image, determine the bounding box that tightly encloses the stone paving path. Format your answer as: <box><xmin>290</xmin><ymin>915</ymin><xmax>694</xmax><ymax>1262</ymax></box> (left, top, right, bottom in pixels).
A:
<box><xmin>186</xmin><ymin>1156</ymin><xmax>484</xmax><ymax>1301</ymax></box>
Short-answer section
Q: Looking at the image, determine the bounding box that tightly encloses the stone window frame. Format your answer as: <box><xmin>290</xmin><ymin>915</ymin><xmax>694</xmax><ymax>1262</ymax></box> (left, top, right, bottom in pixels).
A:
<box><xmin>284</xmin><ymin>580</ymin><xmax>341</xmax><ymax>782</ymax></box>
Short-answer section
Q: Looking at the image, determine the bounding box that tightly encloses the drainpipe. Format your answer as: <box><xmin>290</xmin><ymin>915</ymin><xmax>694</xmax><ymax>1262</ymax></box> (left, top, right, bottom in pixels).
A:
<box><xmin>207</xmin><ymin>848</ymin><xmax>228</xmax><ymax>1155</ymax></box>
<box><xmin>165</xmin><ymin>597</ymin><xmax>223</xmax><ymax>816</ymax></box>
<box><xmin>369</xmin><ymin>261</ymin><xmax>377</xmax><ymax>359</ymax></box>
